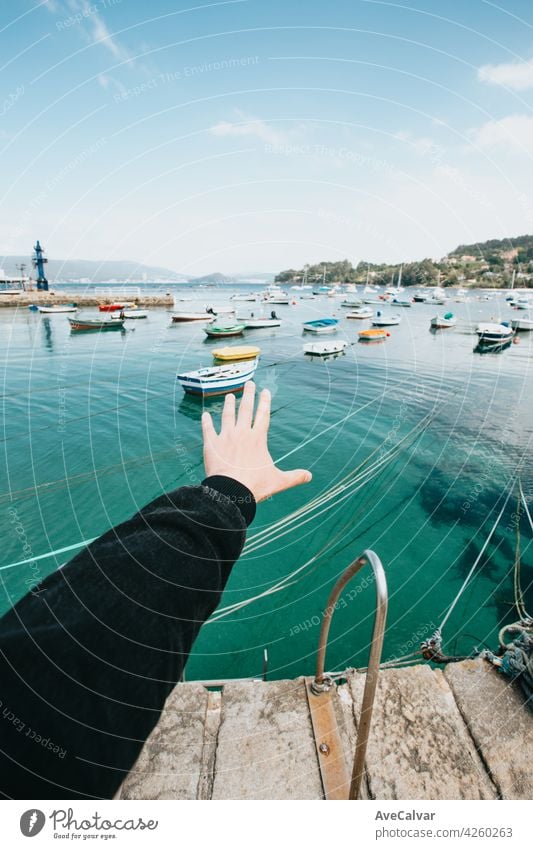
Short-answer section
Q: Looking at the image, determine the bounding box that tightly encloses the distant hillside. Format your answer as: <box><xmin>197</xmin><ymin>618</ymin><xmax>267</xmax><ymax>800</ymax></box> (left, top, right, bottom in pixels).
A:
<box><xmin>0</xmin><ymin>256</ymin><xmax>185</xmax><ymax>283</ymax></box>
<box><xmin>449</xmin><ymin>234</ymin><xmax>533</xmax><ymax>257</ymax></box>
<box><xmin>186</xmin><ymin>272</ymin><xmax>233</xmax><ymax>284</ymax></box>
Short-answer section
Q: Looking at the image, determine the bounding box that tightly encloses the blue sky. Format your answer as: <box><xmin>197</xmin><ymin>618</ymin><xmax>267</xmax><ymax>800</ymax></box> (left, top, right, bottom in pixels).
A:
<box><xmin>1</xmin><ymin>0</ymin><xmax>533</xmax><ymax>274</ymax></box>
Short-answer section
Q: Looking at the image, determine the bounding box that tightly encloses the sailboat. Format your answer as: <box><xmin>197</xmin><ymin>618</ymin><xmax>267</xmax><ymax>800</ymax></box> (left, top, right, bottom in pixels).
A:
<box><xmin>384</xmin><ymin>265</ymin><xmax>405</xmax><ymax>297</ymax></box>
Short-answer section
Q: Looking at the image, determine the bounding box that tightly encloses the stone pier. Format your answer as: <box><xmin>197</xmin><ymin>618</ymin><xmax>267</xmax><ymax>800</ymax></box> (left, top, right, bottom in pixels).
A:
<box><xmin>117</xmin><ymin>659</ymin><xmax>532</xmax><ymax>801</ymax></box>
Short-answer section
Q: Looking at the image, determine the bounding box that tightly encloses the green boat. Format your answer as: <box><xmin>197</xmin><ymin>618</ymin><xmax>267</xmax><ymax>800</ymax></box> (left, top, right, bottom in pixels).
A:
<box><xmin>204</xmin><ymin>324</ymin><xmax>245</xmax><ymax>338</ymax></box>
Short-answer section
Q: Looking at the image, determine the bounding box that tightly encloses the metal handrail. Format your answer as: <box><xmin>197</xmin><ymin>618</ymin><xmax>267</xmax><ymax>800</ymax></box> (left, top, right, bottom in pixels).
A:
<box><xmin>311</xmin><ymin>549</ymin><xmax>388</xmax><ymax>800</ymax></box>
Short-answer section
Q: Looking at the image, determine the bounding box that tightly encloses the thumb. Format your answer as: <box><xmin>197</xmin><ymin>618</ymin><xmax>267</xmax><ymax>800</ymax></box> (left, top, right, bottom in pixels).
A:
<box><xmin>279</xmin><ymin>468</ymin><xmax>313</xmax><ymax>492</ymax></box>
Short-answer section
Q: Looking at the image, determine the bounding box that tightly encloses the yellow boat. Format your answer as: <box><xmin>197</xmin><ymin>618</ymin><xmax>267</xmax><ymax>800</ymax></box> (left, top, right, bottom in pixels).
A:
<box><xmin>213</xmin><ymin>345</ymin><xmax>261</xmax><ymax>362</ymax></box>
<box><xmin>358</xmin><ymin>328</ymin><xmax>389</xmax><ymax>341</ymax></box>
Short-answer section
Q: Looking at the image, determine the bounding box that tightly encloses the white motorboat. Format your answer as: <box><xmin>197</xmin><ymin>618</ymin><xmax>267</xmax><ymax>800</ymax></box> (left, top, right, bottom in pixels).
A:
<box><xmin>303</xmin><ymin>340</ymin><xmax>348</xmax><ymax>356</ymax></box>
<box><xmin>346</xmin><ymin>307</ymin><xmax>373</xmax><ymax>319</ymax></box>
<box><xmin>515</xmin><ymin>297</ymin><xmax>531</xmax><ymax>310</ymax></box>
<box><xmin>425</xmin><ymin>295</ymin><xmax>447</xmax><ymax>306</ymax></box>
<box><xmin>111</xmin><ymin>309</ymin><xmax>148</xmax><ymax>319</ymax></box>
<box><xmin>391</xmin><ymin>296</ymin><xmax>413</xmax><ymax>307</ymax></box>
<box><xmin>37</xmin><ymin>304</ymin><xmax>77</xmax><ymax>313</ymax></box>
<box><xmin>510</xmin><ymin>315</ymin><xmax>533</xmax><ymax>331</ymax></box>
<box><xmin>230</xmin><ymin>293</ymin><xmax>257</xmax><ymax>302</ymax></box>
<box><xmin>475</xmin><ymin>322</ymin><xmax>514</xmax><ymax>343</ymax></box>
<box><xmin>430</xmin><ymin>312</ymin><xmax>456</xmax><ymax>329</ymax></box>
<box><xmin>341</xmin><ymin>296</ymin><xmax>363</xmax><ymax>307</ymax></box>
<box><xmin>372</xmin><ymin>311</ymin><xmax>401</xmax><ymax>327</ymax></box>
<box><xmin>171</xmin><ymin>312</ymin><xmax>214</xmax><ymax>322</ymax></box>
<box><xmin>242</xmin><ymin>316</ymin><xmax>281</xmax><ymax>328</ymax></box>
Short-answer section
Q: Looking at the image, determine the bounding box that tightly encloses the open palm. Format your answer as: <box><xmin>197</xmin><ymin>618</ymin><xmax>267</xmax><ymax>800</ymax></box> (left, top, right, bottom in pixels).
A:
<box><xmin>202</xmin><ymin>382</ymin><xmax>312</xmax><ymax>503</ymax></box>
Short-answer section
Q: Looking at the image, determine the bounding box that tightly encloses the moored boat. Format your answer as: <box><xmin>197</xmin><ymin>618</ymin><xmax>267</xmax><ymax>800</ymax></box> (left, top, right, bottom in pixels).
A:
<box><xmin>510</xmin><ymin>315</ymin><xmax>533</xmax><ymax>331</ymax></box>
<box><xmin>430</xmin><ymin>312</ymin><xmax>456</xmax><ymax>329</ymax></box>
<box><xmin>372</xmin><ymin>311</ymin><xmax>401</xmax><ymax>326</ymax></box>
<box><xmin>346</xmin><ymin>307</ymin><xmax>373</xmax><ymax>319</ymax></box>
<box><xmin>302</xmin><ymin>318</ymin><xmax>339</xmax><ymax>333</ymax></box>
<box><xmin>303</xmin><ymin>340</ymin><xmax>348</xmax><ymax>356</ymax></box>
<box><xmin>358</xmin><ymin>328</ymin><xmax>389</xmax><ymax>341</ymax></box>
<box><xmin>37</xmin><ymin>304</ymin><xmax>77</xmax><ymax>313</ymax></box>
<box><xmin>171</xmin><ymin>312</ymin><xmax>214</xmax><ymax>322</ymax></box>
<box><xmin>341</xmin><ymin>297</ymin><xmax>363</xmax><ymax>308</ymax></box>
<box><xmin>177</xmin><ymin>359</ymin><xmax>258</xmax><ymax>396</ymax></box>
<box><xmin>98</xmin><ymin>303</ymin><xmax>133</xmax><ymax>312</ymax></box>
<box><xmin>204</xmin><ymin>324</ymin><xmax>245</xmax><ymax>338</ymax></box>
<box><xmin>475</xmin><ymin>322</ymin><xmax>514</xmax><ymax>343</ymax></box>
<box><xmin>68</xmin><ymin>317</ymin><xmax>125</xmax><ymax>331</ymax></box>
<box><xmin>110</xmin><ymin>310</ymin><xmax>148</xmax><ymax>319</ymax></box>
<box><xmin>212</xmin><ymin>345</ymin><xmax>261</xmax><ymax>361</ymax></box>
<box><xmin>391</xmin><ymin>296</ymin><xmax>413</xmax><ymax>307</ymax></box>
<box><xmin>241</xmin><ymin>316</ymin><xmax>281</xmax><ymax>328</ymax></box>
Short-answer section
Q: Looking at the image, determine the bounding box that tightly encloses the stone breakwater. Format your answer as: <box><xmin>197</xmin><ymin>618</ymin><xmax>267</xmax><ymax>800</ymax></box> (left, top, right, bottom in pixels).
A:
<box><xmin>0</xmin><ymin>292</ymin><xmax>174</xmax><ymax>308</ymax></box>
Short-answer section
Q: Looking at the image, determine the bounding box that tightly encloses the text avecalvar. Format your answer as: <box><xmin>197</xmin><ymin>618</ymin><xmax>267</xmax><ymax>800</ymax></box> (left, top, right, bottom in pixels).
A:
<box><xmin>375</xmin><ymin>811</ymin><xmax>436</xmax><ymax>821</ymax></box>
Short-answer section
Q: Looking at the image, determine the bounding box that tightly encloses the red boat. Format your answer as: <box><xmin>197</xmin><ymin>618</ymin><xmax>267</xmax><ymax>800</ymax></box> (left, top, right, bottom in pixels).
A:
<box><xmin>99</xmin><ymin>303</ymin><xmax>130</xmax><ymax>312</ymax></box>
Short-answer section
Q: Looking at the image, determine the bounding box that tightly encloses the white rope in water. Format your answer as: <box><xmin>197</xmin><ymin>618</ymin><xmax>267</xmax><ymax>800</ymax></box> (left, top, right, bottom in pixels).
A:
<box><xmin>437</xmin><ymin>478</ymin><xmax>515</xmax><ymax>635</ymax></box>
<box><xmin>245</xmin><ymin>414</ymin><xmax>432</xmax><ymax>553</ymax></box>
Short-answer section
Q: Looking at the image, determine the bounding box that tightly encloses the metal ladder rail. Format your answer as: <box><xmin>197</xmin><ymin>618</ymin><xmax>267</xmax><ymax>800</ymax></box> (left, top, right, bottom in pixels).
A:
<box><xmin>311</xmin><ymin>549</ymin><xmax>388</xmax><ymax>800</ymax></box>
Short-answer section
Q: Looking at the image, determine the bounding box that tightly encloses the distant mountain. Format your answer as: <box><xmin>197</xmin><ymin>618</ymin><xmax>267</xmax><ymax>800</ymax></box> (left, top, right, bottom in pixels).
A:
<box><xmin>0</xmin><ymin>256</ymin><xmax>186</xmax><ymax>283</ymax></box>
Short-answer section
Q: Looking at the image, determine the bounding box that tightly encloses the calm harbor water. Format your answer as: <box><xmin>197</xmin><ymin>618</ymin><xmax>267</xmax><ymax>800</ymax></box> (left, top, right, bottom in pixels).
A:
<box><xmin>1</xmin><ymin>286</ymin><xmax>532</xmax><ymax>681</ymax></box>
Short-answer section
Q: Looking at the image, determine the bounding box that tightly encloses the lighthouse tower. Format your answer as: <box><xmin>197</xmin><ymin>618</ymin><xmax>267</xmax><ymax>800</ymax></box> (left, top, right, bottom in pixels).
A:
<box><xmin>32</xmin><ymin>240</ymin><xmax>49</xmax><ymax>291</ymax></box>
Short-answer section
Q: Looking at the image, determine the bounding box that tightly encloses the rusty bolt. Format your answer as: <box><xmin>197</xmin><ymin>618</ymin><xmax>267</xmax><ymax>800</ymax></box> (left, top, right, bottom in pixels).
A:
<box><xmin>319</xmin><ymin>743</ymin><xmax>330</xmax><ymax>756</ymax></box>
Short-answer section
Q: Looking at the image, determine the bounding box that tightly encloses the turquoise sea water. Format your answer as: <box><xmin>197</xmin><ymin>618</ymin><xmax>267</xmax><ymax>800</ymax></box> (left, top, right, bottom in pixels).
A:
<box><xmin>1</xmin><ymin>287</ymin><xmax>532</xmax><ymax>681</ymax></box>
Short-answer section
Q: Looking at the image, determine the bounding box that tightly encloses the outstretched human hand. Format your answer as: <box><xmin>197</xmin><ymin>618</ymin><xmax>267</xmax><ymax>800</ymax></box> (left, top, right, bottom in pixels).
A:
<box><xmin>201</xmin><ymin>382</ymin><xmax>312</xmax><ymax>502</ymax></box>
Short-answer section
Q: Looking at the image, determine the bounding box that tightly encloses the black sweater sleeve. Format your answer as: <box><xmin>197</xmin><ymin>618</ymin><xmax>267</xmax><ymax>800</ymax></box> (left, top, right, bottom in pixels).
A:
<box><xmin>0</xmin><ymin>477</ymin><xmax>255</xmax><ymax>800</ymax></box>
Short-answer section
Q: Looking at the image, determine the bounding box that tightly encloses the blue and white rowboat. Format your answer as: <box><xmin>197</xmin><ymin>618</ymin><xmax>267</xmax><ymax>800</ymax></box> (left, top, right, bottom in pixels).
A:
<box><xmin>177</xmin><ymin>359</ymin><xmax>258</xmax><ymax>396</ymax></box>
<box><xmin>302</xmin><ymin>318</ymin><xmax>339</xmax><ymax>333</ymax></box>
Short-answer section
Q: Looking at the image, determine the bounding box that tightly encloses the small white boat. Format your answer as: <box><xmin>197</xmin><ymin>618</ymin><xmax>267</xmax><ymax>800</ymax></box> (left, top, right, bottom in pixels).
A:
<box><xmin>111</xmin><ymin>310</ymin><xmax>148</xmax><ymax>319</ymax></box>
<box><xmin>242</xmin><ymin>317</ymin><xmax>281</xmax><ymax>328</ymax></box>
<box><xmin>372</xmin><ymin>311</ymin><xmax>401</xmax><ymax>327</ymax></box>
<box><xmin>413</xmin><ymin>290</ymin><xmax>429</xmax><ymax>302</ymax></box>
<box><xmin>37</xmin><ymin>304</ymin><xmax>77</xmax><ymax>313</ymax></box>
<box><xmin>431</xmin><ymin>312</ymin><xmax>456</xmax><ymax>329</ymax></box>
<box><xmin>299</xmin><ymin>293</ymin><xmax>316</xmax><ymax>299</ymax></box>
<box><xmin>510</xmin><ymin>315</ymin><xmax>533</xmax><ymax>331</ymax></box>
<box><xmin>230</xmin><ymin>293</ymin><xmax>257</xmax><ymax>302</ymax></box>
<box><xmin>177</xmin><ymin>359</ymin><xmax>258</xmax><ymax>396</ymax></box>
<box><xmin>209</xmin><ymin>305</ymin><xmax>235</xmax><ymax>315</ymax></box>
<box><xmin>303</xmin><ymin>340</ymin><xmax>348</xmax><ymax>356</ymax></box>
<box><xmin>341</xmin><ymin>297</ymin><xmax>363</xmax><ymax>308</ymax></box>
<box><xmin>425</xmin><ymin>295</ymin><xmax>447</xmax><ymax>306</ymax></box>
<box><xmin>391</xmin><ymin>296</ymin><xmax>412</xmax><ymax>307</ymax></box>
<box><xmin>302</xmin><ymin>318</ymin><xmax>339</xmax><ymax>333</ymax></box>
<box><xmin>475</xmin><ymin>322</ymin><xmax>514</xmax><ymax>343</ymax></box>
<box><xmin>263</xmin><ymin>294</ymin><xmax>290</xmax><ymax>304</ymax></box>
<box><xmin>171</xmin><ymin>312</ymin><xmax>214</xmax><ymax>322</ymax></box>
<box><xmin>346</xmin><ymin>307</ymin><xmax>373</xmax><ymax>319</ymax></box>
<box><xmin>515</xmin><ymin>297</ymin><xmax>531</xmax><ymax>310</ymax></box>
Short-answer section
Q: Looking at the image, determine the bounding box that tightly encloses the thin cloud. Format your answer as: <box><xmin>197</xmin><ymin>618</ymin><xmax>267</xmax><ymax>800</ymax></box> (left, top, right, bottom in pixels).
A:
<box><xmin>478</xmin><ymin>57</ymin><xmax>533</xmax><ymax>90</ymax></box>
<box><xmin>210</xmin><ymin>110</ymin><xmax>290</xmax><ymax>145</ymax></box>
<box><xmin>470</xmin><ymin>113</ymin><xmax>533</xmax><ymax>153</ymax></box>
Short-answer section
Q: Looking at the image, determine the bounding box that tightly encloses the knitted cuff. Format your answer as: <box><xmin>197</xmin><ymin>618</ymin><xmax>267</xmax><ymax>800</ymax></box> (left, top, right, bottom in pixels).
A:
<box><xmin>201</xmin><ymin>475</ymin><xmax>257</xmax><ymax>527</ymax></box>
